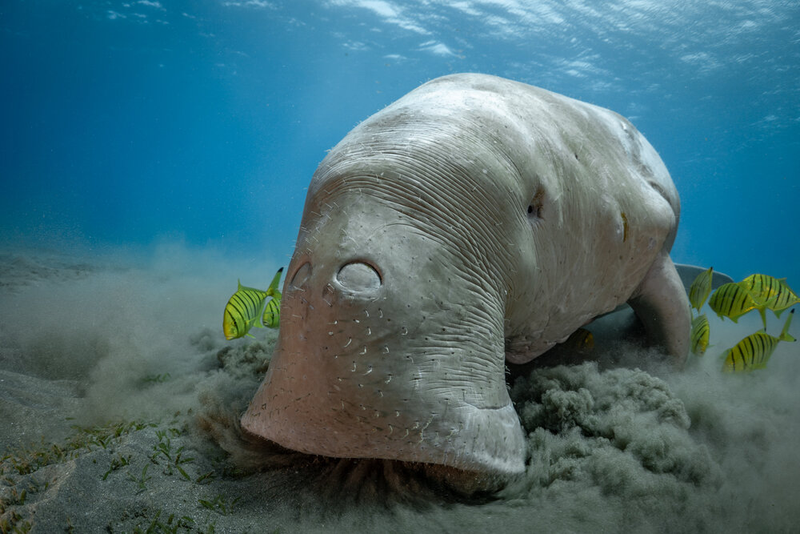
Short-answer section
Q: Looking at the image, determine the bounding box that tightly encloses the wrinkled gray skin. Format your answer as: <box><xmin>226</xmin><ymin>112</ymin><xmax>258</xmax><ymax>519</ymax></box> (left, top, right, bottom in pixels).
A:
<box><xmin>242</xmin><ymin>74</ymin><xmax>691</xmax><ymax>477</ymax></box>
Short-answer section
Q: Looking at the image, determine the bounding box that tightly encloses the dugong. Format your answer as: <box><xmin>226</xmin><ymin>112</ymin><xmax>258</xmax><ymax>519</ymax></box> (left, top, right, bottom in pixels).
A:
<box><xmin>242</xmin><ymin>73</ymin><xmax>691</xmax><ymax>476</ymax></box>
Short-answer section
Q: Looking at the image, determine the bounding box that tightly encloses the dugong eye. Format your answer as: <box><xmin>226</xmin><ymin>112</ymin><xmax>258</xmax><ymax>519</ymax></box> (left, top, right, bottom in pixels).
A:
<box><xmin>527</xmin><ymin>187</ymin><xmax>545</xmax><ymax>220</ymax></box>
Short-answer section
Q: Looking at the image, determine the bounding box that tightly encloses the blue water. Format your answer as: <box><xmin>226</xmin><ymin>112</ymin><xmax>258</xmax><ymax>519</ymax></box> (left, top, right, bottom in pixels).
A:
<box><xmin>2</xmin><ymin>0</ymin><xmax>799</xmax><ymax>282</ymax></box>
<box><xmin>1</xmin><ymin>4</ymin><xmax>799</xmax><ymax>531</ymax></box>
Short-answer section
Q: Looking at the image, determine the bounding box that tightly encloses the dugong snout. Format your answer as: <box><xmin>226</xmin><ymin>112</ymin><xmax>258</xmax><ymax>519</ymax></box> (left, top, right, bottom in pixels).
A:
<box><xmin>241</xmin><ymin>228</ymin><xmax>528</xmax><ymax>475</ymax></box>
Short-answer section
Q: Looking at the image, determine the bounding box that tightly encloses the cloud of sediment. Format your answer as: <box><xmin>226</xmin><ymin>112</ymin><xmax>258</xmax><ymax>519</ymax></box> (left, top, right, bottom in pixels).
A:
<box><xmin>0</xmin><ymin>244</ymin><xmax>798</xmax><ymax>532</ymax></box>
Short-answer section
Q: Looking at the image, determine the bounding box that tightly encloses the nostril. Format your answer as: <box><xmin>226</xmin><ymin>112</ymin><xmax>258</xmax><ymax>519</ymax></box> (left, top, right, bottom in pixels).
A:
<box><xmin>290</xmin><ymin>262</ymin><xmax>312</xmax><ymax>289</ymax></box>
<box><xmin>337</xmin><ymin>262</ymin><xmax>382</xmax><ymax>291</ymax></box>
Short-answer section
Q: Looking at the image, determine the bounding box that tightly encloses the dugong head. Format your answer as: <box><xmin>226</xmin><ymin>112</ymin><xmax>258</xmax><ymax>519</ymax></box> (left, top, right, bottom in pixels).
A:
<box><xmin>240</xmin><ymin>72</ymin><xmax>686</xmax><ymax>477</ymax></box>
<box><xmin>241</xmin><ymin>90</ymin><xmax>535</xmax><ymax>476</ymax></box>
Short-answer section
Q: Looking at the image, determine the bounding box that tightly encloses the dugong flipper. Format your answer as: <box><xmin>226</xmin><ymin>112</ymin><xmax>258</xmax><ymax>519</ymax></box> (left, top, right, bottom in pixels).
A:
<box><xmin>629</xmin><ymin>253</ymin><xmax>691</xmax><ymax>363</ymax></box>
<box><xmin>242</xmin><ymin>73</ymin><xmax>691</xmax><ymax>477</ymax></box>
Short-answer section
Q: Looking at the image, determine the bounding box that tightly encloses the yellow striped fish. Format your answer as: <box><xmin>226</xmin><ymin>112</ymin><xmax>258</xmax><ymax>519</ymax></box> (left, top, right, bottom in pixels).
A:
<box><xmin>688</xmin><ymin>267</ymin><xmax>713</xmax><ymax>312</ymax></box>
<box><xmin>223</xmin><ymin>281</ymin><xmax>268</xmax><ymax>340</ymax></box>
<box><xmin>740</xmin><ymin>274</ymin><xmax>783</xmax><ymax>306</ymax></box>
<box><xmin>708</xmin><ymin>282</ymin><xmax>757</xmax><ymax>323</ymax></box>
<box><xmin>740</xmin><ymin>274</ymin><xmax>783</xmax><ymax>327</ymax></box>
<box><xmin>262</xmin><ymin>267</ymin><xmax>283</xmax><ymax>329</ymax></box>
<box><xmin>690</xmin><ymin>314</ymin><xmax>710</xmax><ymax>356</ymax></box>
<box><xmin>263</xmin><ymin>298</ymin><xmax>280</xmax><ymax>328</ymax></box>
<box><xmin>562</xmin><ymin>328</ymin><xmax>594</xmax><ymax>353</ymax></box>
<box><xmin>722</xmin><ymin>310</ymin><xmax>796</xmax><ymax>373</ymax></box>
<box><xmin>771</xmin><ymin>279</ymin><xmax>800</xmax><ymax>316</ymax></box>
<box><xmin>739</xmin><ymin>274</ymin><xmax>800</xmax><ymax>317</ymax></box>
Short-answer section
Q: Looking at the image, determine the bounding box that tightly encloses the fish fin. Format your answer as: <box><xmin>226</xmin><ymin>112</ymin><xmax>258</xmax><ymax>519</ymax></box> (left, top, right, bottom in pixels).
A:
<box><xmin>628</xmin><ymin>252</ymin><xmax>691</xmax><ymax>365</ymax></box>
<box><xmin>758</xmin><ymin>308</ymin><xmax>768</xmax><ymax>329</ymax></box>
<box><xmin>253</xmin><ymin>300</ymin><xmax>268</xmax><ymax>328</ymax></box>
<box><xmin>239</xmin><ymin>283</ymin><xmax>267</xmax><ymax>294</ymax></box>
<box><xmin>675</xmin><ymin>264</ymin><xmax>733</xmax><ymax>291</ymax></box>
<box><xmin>245</xmin><ymin>332</ymin><xmax>256</xmax><ymax>339</ymax></box>
<box><xmin>266</xmin><ymin>267</ymin><xmax>284</xmax><ymax>296</ymax></box>
<box><xmin>778</xmin><ymin>309</ymin><xmax>795</xmax><ymax>343</ymax></box>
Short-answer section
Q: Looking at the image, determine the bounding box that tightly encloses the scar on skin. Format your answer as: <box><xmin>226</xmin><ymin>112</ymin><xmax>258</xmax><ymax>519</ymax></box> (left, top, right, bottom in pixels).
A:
<box><xmin>621</xmin><ymin>211</ymin><xmax>629</xmax><ymax>242</ymax></box>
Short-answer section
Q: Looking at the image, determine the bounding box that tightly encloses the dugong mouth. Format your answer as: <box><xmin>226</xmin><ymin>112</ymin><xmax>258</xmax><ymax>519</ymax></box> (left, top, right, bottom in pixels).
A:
<box><xmin>240</xmin><ymin>256</ymin><xmax>527</xmax><ymax>476</ymax></box>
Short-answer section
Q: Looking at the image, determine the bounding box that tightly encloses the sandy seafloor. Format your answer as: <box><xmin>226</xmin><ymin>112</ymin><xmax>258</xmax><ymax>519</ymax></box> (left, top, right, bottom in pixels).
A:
<box><xmin>1</xmin><ymin>245</ymin><xmax>799</xmax><ymax>533</ymax></box>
